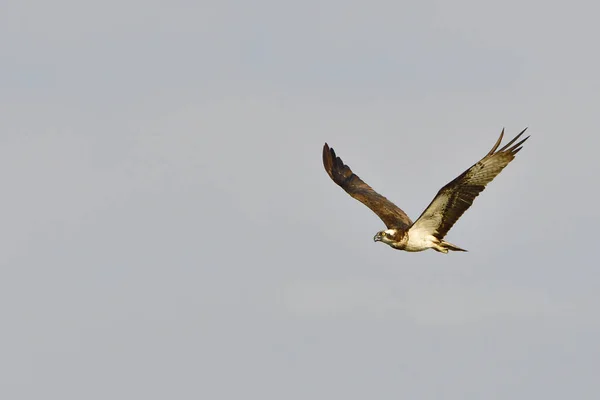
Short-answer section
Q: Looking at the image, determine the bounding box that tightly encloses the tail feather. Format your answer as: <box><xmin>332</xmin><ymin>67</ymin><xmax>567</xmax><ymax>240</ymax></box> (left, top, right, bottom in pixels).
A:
<box><xmin>440</xmin><ymin>240</ymin><xmax>468</xmax><ymax>252</ymax></box>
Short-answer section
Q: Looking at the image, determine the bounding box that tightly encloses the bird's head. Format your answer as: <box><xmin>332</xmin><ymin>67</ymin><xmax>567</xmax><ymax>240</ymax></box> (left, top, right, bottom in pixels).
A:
<box><xmin>373</xmin><ymin>229</ymin><xmax>399</xmax><ymax>246</ymax></box>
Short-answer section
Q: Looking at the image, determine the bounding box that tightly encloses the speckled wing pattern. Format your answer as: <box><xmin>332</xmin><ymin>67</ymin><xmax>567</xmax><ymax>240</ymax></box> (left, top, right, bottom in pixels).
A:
<box><xmin>323</xmin><ymin>143</ymin><xmax>413</xmax><ymax>230</ymax></box>
<box><xmin>408</xmin><ymin>128</ymin><xmax>529</xmax><ymax>240</ymax></box>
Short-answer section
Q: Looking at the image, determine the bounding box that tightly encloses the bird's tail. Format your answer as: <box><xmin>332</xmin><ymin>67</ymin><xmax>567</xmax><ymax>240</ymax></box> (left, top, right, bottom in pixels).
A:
<box><xmin>440</xmin><ymin>240</ymin><xmax>468</xmax><ymax>252</ymax></box>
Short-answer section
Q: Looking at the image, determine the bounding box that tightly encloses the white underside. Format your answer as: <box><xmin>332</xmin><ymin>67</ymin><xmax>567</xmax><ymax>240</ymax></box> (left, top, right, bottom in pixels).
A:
<box><xmin>404</xmin><ymin>225</ymin><xmax>444</xmax><ymax>252</ymax></box>
<box><xmin>404</xmin><ymin>232</ymin><xmax>440</xmax><ymax>252</ymax></box>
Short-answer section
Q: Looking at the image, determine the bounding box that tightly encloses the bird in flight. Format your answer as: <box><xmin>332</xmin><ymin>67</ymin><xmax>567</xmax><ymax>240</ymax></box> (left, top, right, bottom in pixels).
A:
<box><xmin>322</xmin><ymin>128</ymin><xmax>529</xmax><ymax>253</ymax></box>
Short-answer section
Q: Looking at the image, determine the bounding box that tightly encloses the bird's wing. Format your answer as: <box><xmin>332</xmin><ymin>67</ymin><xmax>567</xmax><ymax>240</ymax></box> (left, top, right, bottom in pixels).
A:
<box><xmin>408</xmin><ymin>128</ymin><xmax>529</xmax><ymax>240</ymax></box>
<box><xmin>323</xmin><ymin>143</ymin><xmax>412</xmax><ymax>229</ymax></box>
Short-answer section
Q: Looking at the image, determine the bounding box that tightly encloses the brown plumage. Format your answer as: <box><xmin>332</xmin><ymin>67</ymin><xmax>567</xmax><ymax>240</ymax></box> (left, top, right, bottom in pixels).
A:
<box><xmin>322</xmin><ymin>143</ymin><xmax>413</xmax><ymax>230</ymax></box>
<box><xmin>322</xmin><ymin>128</ymin><xmax>529</xmax><ymax>253</ymax></box>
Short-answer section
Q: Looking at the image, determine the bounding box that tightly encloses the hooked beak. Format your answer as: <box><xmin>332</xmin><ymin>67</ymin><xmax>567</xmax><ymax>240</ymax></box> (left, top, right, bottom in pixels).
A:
<box><xmin>374</xmin><ymin>233</ymin><xmax>382</xmax><ymax>242</ymax></box>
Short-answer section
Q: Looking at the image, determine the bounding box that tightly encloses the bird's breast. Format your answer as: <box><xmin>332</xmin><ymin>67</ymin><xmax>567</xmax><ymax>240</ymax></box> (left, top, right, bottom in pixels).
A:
<box><xmin>403</xmin><ymin>231</ymin><xmax>438</xmax><ymax>252</ymax></box>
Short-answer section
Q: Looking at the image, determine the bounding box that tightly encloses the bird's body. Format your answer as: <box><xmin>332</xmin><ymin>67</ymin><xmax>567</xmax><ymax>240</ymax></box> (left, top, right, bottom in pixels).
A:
<box><xmin>376</xmin><ymin>228</ymin><xmax>464</xmax><ymax>253</ymax></box>
<box><xmin>322</xmin><ymin>129</ymin><xmax>529</xmax><ymax>253</ymax></box>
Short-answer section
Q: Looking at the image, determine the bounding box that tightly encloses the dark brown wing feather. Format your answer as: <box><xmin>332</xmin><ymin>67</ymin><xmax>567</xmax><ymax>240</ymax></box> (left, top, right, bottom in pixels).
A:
<box><xmin>323</xmin><ymin>143</ymin><xmax>412</xmax><ymax>230</ymax></box>
<box><xmin>409</xmin><ymin>128</ymin><xmax>529</xmax><ymax>240</ymax></box>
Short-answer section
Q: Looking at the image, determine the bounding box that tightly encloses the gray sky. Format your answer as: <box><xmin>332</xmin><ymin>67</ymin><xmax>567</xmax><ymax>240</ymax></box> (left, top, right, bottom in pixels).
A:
<box><xmin>2</xmin><ymin>1</ymin><xmax>600</xmax><ymax>399</ymax></box>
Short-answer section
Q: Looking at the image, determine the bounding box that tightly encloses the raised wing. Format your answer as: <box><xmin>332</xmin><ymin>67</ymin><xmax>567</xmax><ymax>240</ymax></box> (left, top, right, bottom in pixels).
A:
<box><xmin>409</xmin><ymin>128</ymin><xmax>529</xmax><ymax>240</ymax></box>
<box><xmin>323</xmin><ymin>143</ymin><xmax>412</xmax><ymax>229</ymax></box>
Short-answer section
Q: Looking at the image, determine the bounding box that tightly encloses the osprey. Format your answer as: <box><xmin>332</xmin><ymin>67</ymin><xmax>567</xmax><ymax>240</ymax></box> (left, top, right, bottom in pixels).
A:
<box><xmin>323</xmin><ymin>128</ymin><xmax>529</xmax><ymax>253</ymax></box>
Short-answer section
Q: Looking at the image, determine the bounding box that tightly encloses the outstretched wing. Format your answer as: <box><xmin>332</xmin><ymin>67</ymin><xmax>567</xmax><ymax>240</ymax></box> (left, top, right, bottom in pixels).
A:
<box><xmin>408</xmin><ymin>128</ymin><xmax>529</xmax><ymax>240</ymax></box>
<box><xmin>323</xmin><ymin>143</ymin><xmax>412</xmax><ymax>229</ymax></box>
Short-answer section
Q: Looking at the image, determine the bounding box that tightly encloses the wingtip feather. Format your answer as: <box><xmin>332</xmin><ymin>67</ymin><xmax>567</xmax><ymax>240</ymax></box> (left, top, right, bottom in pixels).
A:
<box><xmin>506</xmin><ymin>135</ymin><xmax>530</xmax><ymax>155</ymax></box>
<box><xmin>487</xmin><ymin>128</ymin><xmax>505</xmax><ymax>156</ymax></box>
<box><xmin>323</xmin><ymin>143</ymin><xmax>334</xmax><ymax>177</ymax></box>
<box><xmin>497</xmin><ymin>128</ymin><xmax>529</xmax><ymax>153</ymax></box>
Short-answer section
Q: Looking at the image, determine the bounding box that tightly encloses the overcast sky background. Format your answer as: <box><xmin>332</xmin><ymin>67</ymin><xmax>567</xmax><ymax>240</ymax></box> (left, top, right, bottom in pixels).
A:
<box><xmin>2</xmin><ymin>1</ymin><xmax>600</xmax><ymax>399</ymax></box>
